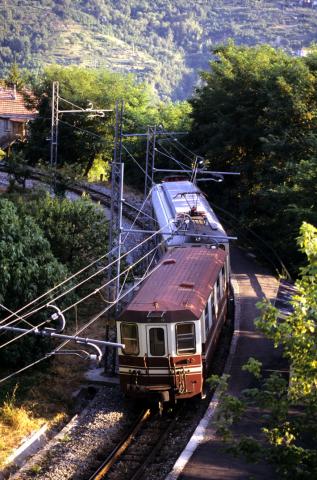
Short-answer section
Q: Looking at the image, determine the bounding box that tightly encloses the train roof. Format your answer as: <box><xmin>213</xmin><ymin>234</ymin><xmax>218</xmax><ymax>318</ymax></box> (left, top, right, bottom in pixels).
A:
<box><xmin>151</xmin><ymin>180</ymin><xmax>227</xmax><ymax>247</ymax></box>
<box><xmin>120</xmin><ymin>246</ymin><xmax>227</xmax><ymax>323</ymax></box>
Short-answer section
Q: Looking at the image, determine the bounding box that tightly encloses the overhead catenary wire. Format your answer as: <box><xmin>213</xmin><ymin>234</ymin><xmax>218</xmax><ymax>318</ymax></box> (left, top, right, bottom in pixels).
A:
<box><xmin>59</xmin><ymin>119</ymin><xmax>109</xmax><ymax>142</ymax></box>
<box><xmin>0</xmin><ymin>122</ymin><xmax>186</xmax><ymax>329</ymax></box>
<box><xmin>0</xmin><ymin>236</ymin><xmax>168</xmax><ymax>386</ymax></box>
<box><xmin>0</xmin><ymin>223</ymin><xmax>168</xmax><ymax>334</ymax></box>
<box><xmin>121</xmin><ymin>144</ymin><xmax>152</xmax><ymax>183</ymax></box>
<box><xmin>157</xmin><ymin>138</ymin><xmax>193</xmax><ymax>166</ymax></box>
<box><xmin>121</xmin><ymin>188</ymin><xmax>154</xmax><ymax>245</ymax></box>
<box><xmin>58</xmin><ymin>97</ymin><xmax>87</xmax><ymax>111</ymax></box>
<box><xmin>0</xmin><ymin>177</ymin><xmax>154</xmax><ymax>329</ymax></box>
<box><xmin>0</xmin><ymin>240</ymin><xmax>158</xmax><ymax>351</ymax></box>
<box><xmin>0</xmin><ymin>212</ymin><xmax>174</xmax><ymax>352</ymax></box>
<box><xmin>160</xmin><ymin>130</ymin><xmax>199</xmax><ymax>159</ymax></box>
<box><xmin>0</xmin><ymin>246</ymin><xmax>118</xmax><ymax>327</ymax></box>
<box><xmin>0</xmin><ymin>316</ymin><xmax>56</xmax><ymax>351</ymax></box>
<box><xmin>0</xmin><ymin>109</ymin><xmax>200</xmax><ymax>380</ymax></box>
<box><xmin>0</xmin><ymin>170</ymin><xmax>155</xmax><ymax>330</ymax></box>
<box><xmin>61</xmin><ymin>228</ymin><xmax>170</xmax><ymax>314</ymax></box>
<box><xmin>0</xmin><ymin>303</ymin><xmax>34</xmax><ymax>329</ymax></box>
<box><xmin>154</xmin><ymin>146</ymin><xmax>190</xmax><ymax>172</ymax></box>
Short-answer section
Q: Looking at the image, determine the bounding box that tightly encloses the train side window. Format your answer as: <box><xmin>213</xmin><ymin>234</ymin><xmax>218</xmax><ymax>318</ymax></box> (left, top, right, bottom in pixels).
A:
<box><xmin>205</xmin><ymin>294</ymin><xmax>214</xmax><ymax>335</ymax></box>
<box><xmin>204</xmin><ymin>304</ymin><xmax>209</xmax><ymax>323</ymax></box>
<box><xmin>217</xmin><ymin>268</ymin><xmax>225</xmax><ymax>301</ymax></box>
<box><xmin>176</xmin><ymin>323</ymin><xmax>196</xmax><ymax>354</ymax></box>
<box><xmin>120</xmin><ymin>323</ymin><xmax>139</xmax><ymax>355</ymax></box>
<box><xmin>204</xmin><ymin>301</ymin><xmax>210</xmax><ymax>334</ymax></box>
<box><xmin>217</xmin><ymin>277</ymin><xmax>221</xmax><ymax>300</ymax></box>
<box><xmin>223</xmin><ymin>266</ymin><xmax>226</xmax><ymax>286</ymax></box>
<box><xmin>220</xmin><ymin>266</ymin><xmax>225</xmax><ymax>295</ymax></box>
<box><xmin>149</xmin><ymin>328</ymin><xmax>165</xmax><ymax>356</ymax></box>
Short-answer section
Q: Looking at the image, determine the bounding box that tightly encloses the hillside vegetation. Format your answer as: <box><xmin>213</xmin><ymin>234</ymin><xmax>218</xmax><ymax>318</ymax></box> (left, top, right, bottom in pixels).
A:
<box><xmin>1</xmin><ymin>0</ymin><xmax>317</xmax><ymax>99</ymax></box>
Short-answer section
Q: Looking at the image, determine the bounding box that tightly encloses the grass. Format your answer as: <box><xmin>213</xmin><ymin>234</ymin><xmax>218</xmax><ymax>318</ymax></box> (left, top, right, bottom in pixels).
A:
<box><xmin>0</xmin><ymin>386</ymin><xmax>43</xmax><ymax>466</ymax></box>
<box><xmin>0</xmin><ymin>354</ymin><xmax>88</xmax><ymax>467</ymax></box>
<box><xmin>0</xmin><ymin>312</ymin><xmax>110</xmax><ymax>468</ymax></box>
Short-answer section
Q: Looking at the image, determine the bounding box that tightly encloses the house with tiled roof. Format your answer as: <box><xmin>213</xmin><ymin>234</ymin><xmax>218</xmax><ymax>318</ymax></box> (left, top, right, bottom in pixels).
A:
<box><xmin>0</xmin><ymin>85</ymin><xmax>37</xmax><ymax>149</ymax></box>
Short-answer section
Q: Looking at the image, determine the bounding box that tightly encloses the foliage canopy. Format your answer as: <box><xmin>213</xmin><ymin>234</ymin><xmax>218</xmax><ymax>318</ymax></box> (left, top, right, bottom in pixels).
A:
<box><xmin>0</xmin><ymin>191</ymin><xmax>110</xmax><ymax>368</ymax></box>
<box><xmin>211</xmin><ymin>223</ymin><xmax>317</xmax><ymax>478</ymax></box>
<box><xmin>189</xmin><ymin>44</ymin><xmax>317</xmax><ymax>273</ymax></box>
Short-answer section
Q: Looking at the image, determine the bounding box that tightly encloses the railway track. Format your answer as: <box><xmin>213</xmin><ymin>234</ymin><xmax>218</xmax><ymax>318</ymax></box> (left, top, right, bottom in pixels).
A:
<box><xmin>89</xmin><ymin>406</ymin><xmax>183</xmax><ymax>480</ymax></box>
<box><xmin>0</xmin><ymin>163</ymin><xmax>152</xmax><ymax>228</ymax></box>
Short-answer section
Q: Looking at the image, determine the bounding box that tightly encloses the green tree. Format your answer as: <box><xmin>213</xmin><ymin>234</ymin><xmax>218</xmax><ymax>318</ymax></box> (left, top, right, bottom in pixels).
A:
<box><xmin>13</xmin><ymin>193</ymin><xmax>109</xmax><ymax>272</ymax></box>
<box><xmin>25</xmin><ymin>65</ymin><xmax>158</xmax><ymax>176</ymax></box>
<box><xmin>23</xmin><ymin>65</ymin><xmax>193</xmax><ymax>191</ymax></box>
<box><xmin>0</xmin><ymin>198</ymin><xmax>67</xmax><ymax>311</ymax></box>
<box><xmin>0</xmin><ymin>198</ymin><xmax>68</xmax><ymax>367</ymax></box>
<box><xmin>157</xmin><ymin>101</ymin><xmax>192</xmax><ymax>131</ymax></box>
<box><xmin>212</xmin><ymin>223</ymin><xmax>317</xmax><ymax>478</ymax></box>
<box><xmin>257</xmin><ymin>222</ymin><xmax>317</xmax><ymax>400</ymax></box>
<box><xmin>4</xmin><ymin>61</ymin><xmax>25</xmax><ymax>89</ymax></box>
<box><xmin>189</xmin><ymin>44</ymin><xmax>317</xmax><ymax>273</ymax></box>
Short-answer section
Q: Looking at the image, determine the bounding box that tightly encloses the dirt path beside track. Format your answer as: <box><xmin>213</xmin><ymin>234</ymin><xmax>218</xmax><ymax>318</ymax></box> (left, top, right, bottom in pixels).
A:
<box><xmin>170</xmin><ymin>247</ymin><xmax>283</xmax><ymax>480</ymax></box>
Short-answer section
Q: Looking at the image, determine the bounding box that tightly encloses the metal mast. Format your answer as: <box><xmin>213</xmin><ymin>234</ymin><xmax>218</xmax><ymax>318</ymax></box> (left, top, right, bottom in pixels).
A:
<box><xmin>108</xmin><ymin>100</ymin><xmax>124</xmax><ymax>307</ymax></box>
<box><xmin>50</xmin><ymin>81</ymin><xmax>59</xmax><ymax>170</ymax></box>
<box><xmin>49</xmin><ymin>80</ymin><xmax>112</xmax><ymax>180</ymax></box>
<box><xmin>144</xmin><ymin>125</ymin><xmax>157</xmax><ymax>199</ymax></box>
<box><xmin>105</xmin><ymin>101</ymin><xmax>124</xmax><ymax>374</ymax></box>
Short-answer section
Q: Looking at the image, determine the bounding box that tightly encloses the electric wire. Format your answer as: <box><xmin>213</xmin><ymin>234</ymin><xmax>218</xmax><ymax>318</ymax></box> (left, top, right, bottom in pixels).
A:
<box><xmin>0</xmin><ymin>317</ymin><xmax>55</xmax><ymax>351</ymax></box>
<box><xmin>209</xmin><ymin>200</ymin><xmax>291</xmax><ymax>279</ymax></box>
<box><xmin>0</xmin><ymin>247</ymin><xmax>118</xmax><ymax>327</ymax></box>
<box><xmin>0</xmin><ymin>123</ymin><xmax>185</xmax><ymax>330</ymax></box>
<box><xmin>0</xmin><ymin>238</ymin><xmax>167</xmax><ymax>386</ymax></box>
<box><xmin>121</xmin><ymin>188</ymin><xmax>153</xmax><ymax>245</ymax></box>
<box><xmin>0</xmin><ymin>241</ymin><xmax>157</xmax><ymax>350</ymax></box>
<box><xmin>0</xmin><ymin>355</ymin><xmax>52</xmax><ymax>386</ymax></box>
<box><xmin>0</xmin><ymin>304</ymin><xmax>34</xmax><ymax>329</ymax></box>
<box><xmin>61</xmin><ymin>231</ymin><xmax>167</xmax><ymax>314</ymax></box>
<box><xmin>161</xmin><ymin>131</ymin><xmax>199</xmax><ymax>158</ymax></box>
<box><xmin>155</xmin><ymin>146</ymin><xmax>190</xmax><ymax>173</ymax></box>
<box><xmin>0</xmin><ymin>222</ymin><xmax>170</xmax><ymax>345</ymax></box>
<box><xmin>155</xmin><ymin>136</ymin><xmax>192</xmax><ymax>169</ymax></box>
<box><xmin>121</xmin><ymin>144</ymin><xmax>152</xmax><ymax>182</ymax></box>
<box><xmin>58</xmin><ymin>119</ymin><xmax>109</xmax><ymax>143</ymax></box>
<box><xmin>0</xmin><ymin>123</ymin><xmax>186</xmax><ymax>329</ymax></box>
<box><xmin>157</xmin><ymin>138</ymin><xmax>193</xmax><ymax>166</ymax></box>
<box><xmin>0</xmin><ymin>168</ymin><xmax>154</xmax><ymax>330</ymax></box>
<box><xmin>123</xmin><ymin>200</ymin><xmax>156</xmax><ymax>222</ymax></box>
<box><xmin>0</xmin><ymin>216</ymin><xmax>173</xmax><ymax>352</ymax></box>
<box><xmin>58</xmin><ymin>97</ymin><xmax>86</xmax><ymax>111</ymax></box>
<box><xmin>151</xmin><ymin>130</ymin><xmax>191</xmax><ymax>167</ymax></box>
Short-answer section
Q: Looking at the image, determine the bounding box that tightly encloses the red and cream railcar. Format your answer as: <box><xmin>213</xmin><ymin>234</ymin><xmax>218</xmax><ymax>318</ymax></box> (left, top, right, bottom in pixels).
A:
<box><xmin>117</xmin><ymin>245</ymin><xmax>230</xmax><ymax>404</ymax></box>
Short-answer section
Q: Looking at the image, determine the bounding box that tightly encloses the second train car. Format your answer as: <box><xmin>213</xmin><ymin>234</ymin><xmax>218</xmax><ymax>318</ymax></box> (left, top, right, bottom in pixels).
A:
<box><xmin>151</xmin><ymin>178</ymin><xmax>229</xmax><ymax>252</ymax></box>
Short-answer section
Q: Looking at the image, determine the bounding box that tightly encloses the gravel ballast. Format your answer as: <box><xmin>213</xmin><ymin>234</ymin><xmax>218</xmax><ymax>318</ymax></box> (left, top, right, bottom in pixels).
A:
<box><xmin>10</xmin><ymin>386</ymin><xmax>136</xmax><ymax>480</ymax></box>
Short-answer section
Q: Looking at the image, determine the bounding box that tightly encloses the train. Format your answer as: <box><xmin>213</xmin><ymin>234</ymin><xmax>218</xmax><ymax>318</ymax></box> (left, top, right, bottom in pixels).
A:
<box><xmin>151</xmin><ymin>177</ymin><xmax>229</xmax><ymax>253</ymax></box>
<box><xmin>117</xmin><ymin>177</ymin><xmax>232</xmax><ymax>406</ymax></box>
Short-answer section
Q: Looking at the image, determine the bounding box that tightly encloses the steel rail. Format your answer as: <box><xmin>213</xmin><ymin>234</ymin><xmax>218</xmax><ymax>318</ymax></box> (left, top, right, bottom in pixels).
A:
<box><xmin>88</xmin><ymin>405</ymin><xmax>185</xmax><ymax>480</ymax></box>
<box><xmin>88</xmin><ymin>408</ymin><xmax>151</xmax><ymax>480</ymax></box>
<box><xmin>0</xmin><ymin>163</ymin><xmax>150</xmax><ymax>224</ymax></box>
<box><xmin>129</xmin><ymin>410</ymin><xmax>182</xmax><ymax>480</ymax></box>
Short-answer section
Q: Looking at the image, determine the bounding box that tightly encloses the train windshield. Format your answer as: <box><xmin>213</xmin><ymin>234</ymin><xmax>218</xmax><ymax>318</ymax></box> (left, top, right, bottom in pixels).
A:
<box><xmin>176</xmin><ymin>323</ymin><xmax>196</xmax><ymax>354</ymax></box>
<box><xmin>149</xmin><ymin>327</ymin><xmax>166</xmax><ymax>356</ymax></box>
<box><xmin>121</xmin><ymin>323</ymin><xmax>139</xmax><ymax>355</ymax></box>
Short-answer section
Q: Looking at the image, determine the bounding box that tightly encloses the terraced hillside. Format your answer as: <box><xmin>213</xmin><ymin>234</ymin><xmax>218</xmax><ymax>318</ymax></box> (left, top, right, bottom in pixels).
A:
<box><xmin>1</xmin><ymin>0</ymin><xmax>317</xmax><ymax>99</ymax></box>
